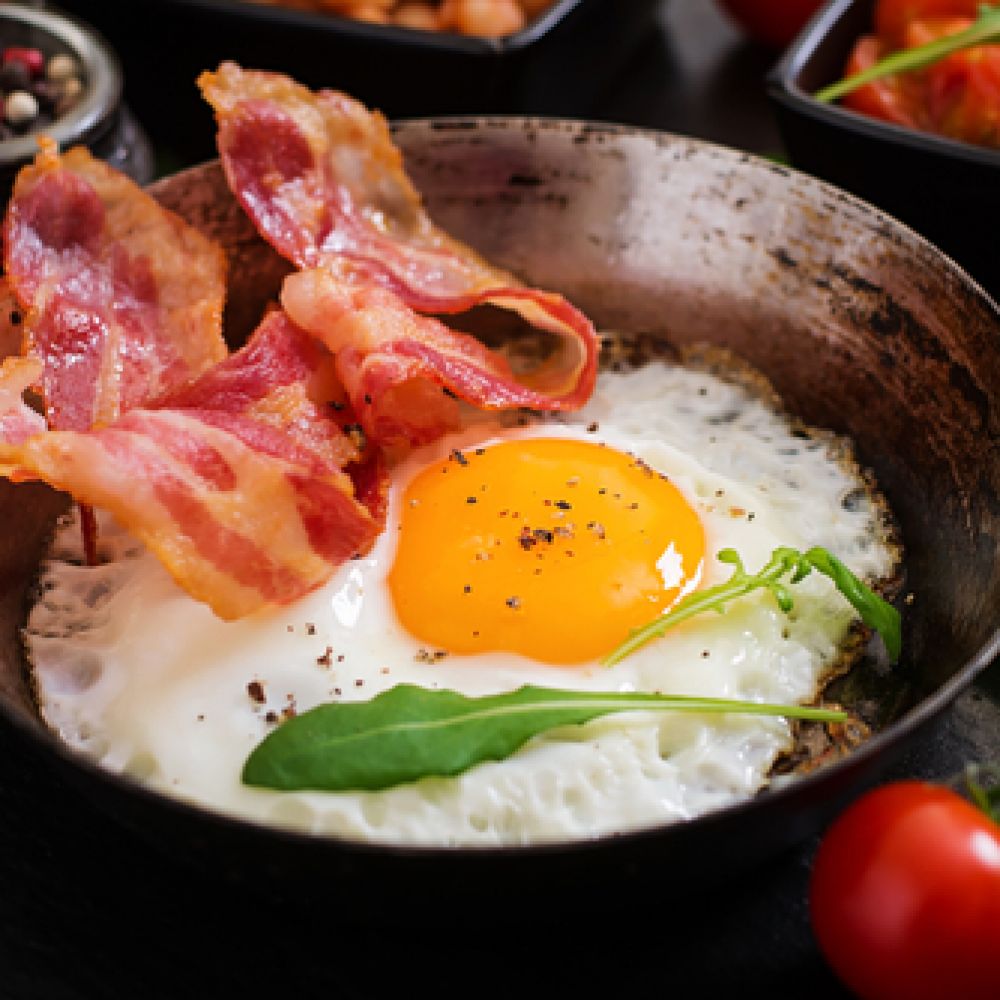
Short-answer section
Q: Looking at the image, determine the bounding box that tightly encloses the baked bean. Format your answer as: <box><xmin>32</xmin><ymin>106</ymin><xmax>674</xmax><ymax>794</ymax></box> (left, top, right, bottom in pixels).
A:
<box><xmin>439</xmin><ymin>0</ymin><xmax>526</xmax><ymax>36</ymax></box>
<box><xmin>520</xmin><ymin>0</ymin><xmax>555</xmax><ymax>16</ymax></box>
<box><xmin>249</xmin><ymin>0</ymin><xmax>551</xmax><ymax>36</ymax></box>
<box><xmin>342</xmin><ymin>4</ymin><xmax>392</xmax><ymax>21</ymax></box>
<box><xmin>393</xmin><ymin>3</ymin><xmax>443</xmax><ymax>30</ymax></box>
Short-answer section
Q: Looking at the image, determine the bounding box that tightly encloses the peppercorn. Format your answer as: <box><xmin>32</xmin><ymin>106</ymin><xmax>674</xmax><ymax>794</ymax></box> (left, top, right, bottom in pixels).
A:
<box><xmin>5</xmin><ymin>90</ymin><xmax>38</xmax><ymax>126</ymax></box>
<box><xmin>0</xmin><ymin>45</ymin><xmax>85</xmax><ymax>138</ymax></box>
<box><xmin>46</xmin><ymin>53</ymin><xmax>77</xmax><ymax>83</ymax></box>
<box><xmin>3</xmin><ymin>47</ymin><xmax>44</xmax><ymax>78</ymax></box>
<box><xmin>0</xmin><ymin>61</ymin><xmax>29</xmax><ymax>92</ymax></box>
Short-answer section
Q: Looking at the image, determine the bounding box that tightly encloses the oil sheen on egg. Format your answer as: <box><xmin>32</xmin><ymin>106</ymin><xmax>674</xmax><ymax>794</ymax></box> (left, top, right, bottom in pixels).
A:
<box><xmin>25</xmin><ymin>357</ymin><xmax>898</xmax><ymax>846</ymax></box>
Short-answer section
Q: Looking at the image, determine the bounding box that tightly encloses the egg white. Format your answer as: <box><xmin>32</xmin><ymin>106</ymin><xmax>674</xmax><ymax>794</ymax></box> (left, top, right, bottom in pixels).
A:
<box><xmin>25</xmin><ymin>359</ymin><xmax>898</xmax><ymax>846</ymax></box>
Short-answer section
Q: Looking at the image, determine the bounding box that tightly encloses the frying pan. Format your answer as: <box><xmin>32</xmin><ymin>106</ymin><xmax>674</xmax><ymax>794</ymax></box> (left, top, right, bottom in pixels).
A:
<box><xmin>1</xmin><ymin>119</ymin><xmax>998</xmax><ymax>921</ymax></box>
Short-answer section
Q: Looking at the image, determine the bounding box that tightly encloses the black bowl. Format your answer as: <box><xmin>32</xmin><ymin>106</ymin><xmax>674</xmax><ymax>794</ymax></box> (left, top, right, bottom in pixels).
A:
<box><xmin>2</xmin><ymin>119</ymin><xmax>999</xmax><ymax>922</ymax></box>
<box><xmin>51</xmin><ymin>0</ymin><xmax>660</xmax><ymax>166</ymax></box>
<box><xmin>767</xmin><ymin>0</ymin><xmax>1000</xmax><ymax>298</ymax></box>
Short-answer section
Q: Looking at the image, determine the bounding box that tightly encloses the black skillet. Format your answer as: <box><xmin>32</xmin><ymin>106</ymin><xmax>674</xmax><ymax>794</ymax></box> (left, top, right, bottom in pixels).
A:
<box><xmin>1</xmin><ymin>119</ymin><xmax>998</xmax><ymax>922</ymax></box>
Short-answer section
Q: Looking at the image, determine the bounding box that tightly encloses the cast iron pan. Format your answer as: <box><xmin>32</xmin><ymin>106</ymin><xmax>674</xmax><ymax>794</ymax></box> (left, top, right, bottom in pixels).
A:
<box><xmin>1</xmin><ymin>119</ymin><xmax>998</xmax><ymax>922</ymax></box>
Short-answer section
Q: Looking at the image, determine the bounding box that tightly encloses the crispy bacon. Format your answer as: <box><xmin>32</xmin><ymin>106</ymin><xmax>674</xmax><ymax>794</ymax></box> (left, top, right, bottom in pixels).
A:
<box><xmin>282</xmin><ymin>268</ymin><xmax>599</xmax><ymax>446</ymax></box>
<box><xmin>199</xmin><ymin>63</ymin><xmax>511</xmax><ymax>302</ymax></box>
<box><xmin>0</xmin><ymin>277</ymin><xmax>23</xmax><ymax>361</ymax></box>
<box><xmin>0</xmin><ymin>312</ymin><xmax>381</xmax><ymax>619</ymax></box>
<box><xmin>199</xmin><ymin>62</ymin><xmax>599</xmax><ymax>423</ymax></box>
<box><xmin>0</xmin><ymin>356</ymin><xmax>45</xmax><ymax>445</ymax></box>
<box><xmin>0</xmin><ymin>65</ymin><xmax>603</xmax><ymax>621</ymax></box>
<box><xmin>3</xmin><ymin>141</ymin><xmax>228</xmax><ymax>431</ymax></box>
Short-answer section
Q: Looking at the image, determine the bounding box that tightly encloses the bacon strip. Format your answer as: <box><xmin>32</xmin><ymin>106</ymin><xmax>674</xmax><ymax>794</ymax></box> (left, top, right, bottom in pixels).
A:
<box><xmin>199</xmin><ymin>63</ymin><xmax>510</xmax><ymax>300</ymax></box>
<box><xmin>281</xmin><ymin>269</ymin><xmax>595</xmax><ymax>446</ymax></box>
<box><xmin>0</xmin><ymin>66</ymin><xmax>602</xmax><ymax>621</ymax></box>
<box><xmin>0</xmin><ymin>312</ymin><xmax>381</xmax><ymax>619</ymax></box>
<box><xmin>199</xmin><ymin>63</ymin><xmax>599</xmax><ymax>418</ymax></box>
<box><xmin>0</xmin><ymin>356</ymin><xmax>45</xmax><ymax>445</ymax></box>
<box><xmin>3</xmin><ymin>141</ymin><xmax>228</xmax><ymax>431</ymax></box>
<box><xmin>0</xmin><ymin>277</ymin><xmax>24</xmax><ymax>361</ymax></box>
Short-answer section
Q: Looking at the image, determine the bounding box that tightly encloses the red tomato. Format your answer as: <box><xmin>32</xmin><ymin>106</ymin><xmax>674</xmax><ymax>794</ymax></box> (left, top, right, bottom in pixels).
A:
<box><xmin>909</xmin><ymin>18</ymin><xmax>1000</xmax><ymax>145</ymax></box>
<box><xmin>905</xmin><ymin>14</ymin><xmax>975</xmax><ymax>47</ymax></box>
<box><xmin>714</xmin><ymin>0</ymin><xmax>824</xmax><ymax>49</ymax></box>
<box><xmin>841</xmin><ymin>13</ymin><xmax>1000</xmax><ymax>148</ymax></box>
<box><xmin>874</xmin><ymin>0</ymin><xmax>981</xmax><ymax>44</ymax></box>
<box><xmin>842</xmin><ymin>34</ymin><xmax>924</xmax><ymax>128</ymax></box>
<box><xmin>810</xmin><ymin>781</ymin><xmax>1000</xmax><ymax>1000</ymax></box>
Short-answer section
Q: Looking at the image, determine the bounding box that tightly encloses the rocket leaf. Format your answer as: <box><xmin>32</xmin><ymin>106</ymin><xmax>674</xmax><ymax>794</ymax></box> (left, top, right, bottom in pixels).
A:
<box><xmin>242</xmin><ymin>683</ymin><xmax>846</xmax><ymax>793</ymax></box>
<box><xmin>602</xmin><ymin>546</ymin><xmax>901</xmax><ymax>668</ymax></box>
<box><xmin>242</xmin><ymin>543</ymin><xmax>894</xmax><ymax>794</ymax></box>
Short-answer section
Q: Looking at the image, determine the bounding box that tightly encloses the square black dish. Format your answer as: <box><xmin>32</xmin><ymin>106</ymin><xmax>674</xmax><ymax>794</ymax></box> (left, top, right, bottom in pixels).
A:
<box><xmin>767</xmin><ymin>0</ymin><xmax>1000</xmax><ymax>298</ymax></box>
<box><xmin>49</xmin><ymin>0</ymin><xmax>659</xmax><ymax>166</ymax></box>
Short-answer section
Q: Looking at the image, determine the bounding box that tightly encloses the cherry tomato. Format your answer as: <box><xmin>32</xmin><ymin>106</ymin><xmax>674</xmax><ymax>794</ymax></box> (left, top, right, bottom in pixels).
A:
<box><xmin>810</xmin><ymin>781</ymin><xmax>1000</xmax><ymax>1000</ymax></box>
<box><xmin>714</xmin><ymin>0</ymin><xmax>824</xmax><ymax>50</ymax></box>
<box><xmin>874</xmin><ymin>0</ymin><xmax>980</xmax><ymax>45</ymax></box>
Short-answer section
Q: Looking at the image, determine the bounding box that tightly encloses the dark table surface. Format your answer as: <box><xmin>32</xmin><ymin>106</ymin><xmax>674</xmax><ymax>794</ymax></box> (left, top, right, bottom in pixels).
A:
<box><xmin>3</xmin><ymin>2</ymin><xmax>999</xmax><ymax>997</ymax></box>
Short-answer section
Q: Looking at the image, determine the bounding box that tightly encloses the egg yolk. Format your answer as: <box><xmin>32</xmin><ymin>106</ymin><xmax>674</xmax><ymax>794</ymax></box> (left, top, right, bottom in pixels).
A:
<box><xmin>388</xmin><ymin>438</ymin><xmax>705</xmax><ymax>665</ymax></box>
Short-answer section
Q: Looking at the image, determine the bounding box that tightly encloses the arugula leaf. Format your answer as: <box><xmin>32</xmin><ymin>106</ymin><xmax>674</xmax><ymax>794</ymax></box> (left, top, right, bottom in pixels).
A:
<box><xmin>815</xmin><ymin>5</ymin><xmax>1000</xmax><ymax>105</ymax></box>
<box><xmin>602</xmin><ymin>545</ymin><xmax>900</xmax><ymax>668</ymax></box>
<box><xmin>242</xmin><ymin>683</ymin><xmax>846</xmax><ymax>793</ymax></box>
<box><xmin>800</xmin><ymin>547</ymin><xmax>901</xmax><ymax>660</ymax></box>
<box><xmin>963</xmin><ymin>763</ymin><xmax>1000</xmax><ymax>823</ymax></box>
<box><xmin>242</xmin><ymin>544</ymin><xmax>893</xmax><ymax>794</ymax></box>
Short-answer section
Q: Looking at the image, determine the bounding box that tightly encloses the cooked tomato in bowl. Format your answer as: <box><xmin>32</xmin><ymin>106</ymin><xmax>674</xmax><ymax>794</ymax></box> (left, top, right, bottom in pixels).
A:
<box><xmin>841</xmin><ymin>0</ymin><xmax>1000</xmax><ymax>148</ymax></box>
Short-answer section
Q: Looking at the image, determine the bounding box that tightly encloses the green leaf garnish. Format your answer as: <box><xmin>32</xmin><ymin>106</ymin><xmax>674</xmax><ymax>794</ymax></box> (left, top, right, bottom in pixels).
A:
<box><xmin>243</xmin><ymin>545</ymin><xmax>891</xmax><ymax>794</ymax></box>
<box><xmin>602</xmin><ymin>545</ymin><xmax>900</xmax><ymax>668</ymax></box>
<box><xmin>815</xmin><ymin>5</ymin><xmax>1000</xmax><ymax>105</ymax></box>
<box><xmin>963</xmin><ymin>763</ymin><xmax>1000</xmax><ymax>823</ymax></box>
<box><xmin>242</xmin><ymin>683</ymin><xmax>846</xmax><ymax>793</ymax></box>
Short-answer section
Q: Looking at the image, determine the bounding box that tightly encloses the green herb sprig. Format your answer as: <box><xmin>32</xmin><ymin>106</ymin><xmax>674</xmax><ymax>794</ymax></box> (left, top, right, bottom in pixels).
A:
<box><xmin>963</xmin><ymin>762</ymin><xmax>1000</xmax><ymax>823</ymax></box>
<box><xmin>242</xmin><ymin>683</ymin><xmax>846</xmax><ymax>793</ymax></box>
<box><xmin>815</xmin><ymin>5</ymin><xmax>1000</xmax><ymax>105</ymax></box>
<box><xmin>242</xmin><ymin>543</ymin><xmax>895</xmax><ymax>794</ymax></box>
<box><xmin>602</xmin><ymin>545</ymin><xmax>900</xmax><ymax>668</ymax></box>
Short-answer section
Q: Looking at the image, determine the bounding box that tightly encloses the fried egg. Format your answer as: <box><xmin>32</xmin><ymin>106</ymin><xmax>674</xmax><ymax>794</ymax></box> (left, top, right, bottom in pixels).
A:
<box><xmin>25</xmin><ymin>353</ymin><xmax>898</xmax><ymax>846</ymax></box>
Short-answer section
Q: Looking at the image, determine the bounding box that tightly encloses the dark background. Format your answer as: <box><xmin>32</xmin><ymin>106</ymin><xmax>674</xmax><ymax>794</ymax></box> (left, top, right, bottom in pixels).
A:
<box><xmin>3</xmin><ymin>1</ymin><xmax>999</xmax><ymax>997</ymax></box>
